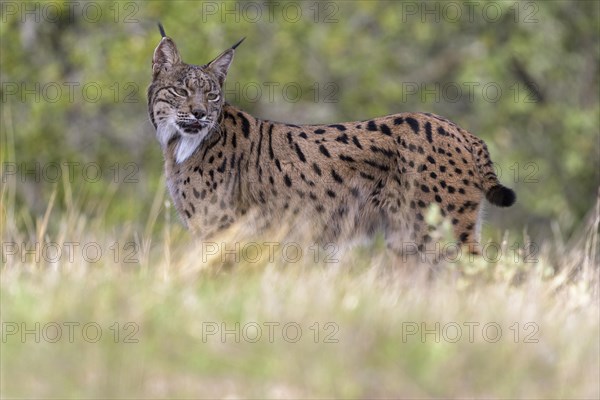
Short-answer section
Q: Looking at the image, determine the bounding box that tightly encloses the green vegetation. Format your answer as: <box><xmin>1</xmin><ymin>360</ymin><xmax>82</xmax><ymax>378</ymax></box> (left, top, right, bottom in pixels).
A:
<box><xmin>1</xmin><ymin>1</ymin><xmax>599</xmax><ymax>398</ymax></box>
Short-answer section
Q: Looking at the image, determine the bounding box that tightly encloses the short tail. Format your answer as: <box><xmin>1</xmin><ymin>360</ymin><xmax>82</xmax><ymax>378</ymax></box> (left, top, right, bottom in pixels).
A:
<box><xmin>485</xmin><ymin>184</ymin><xmax>516</xmax><ymax>207</ymax></box>
<box><xmin>468</xmin><ymin>136</ymin><xmax>516</xmax><ymax>208</ymax></box>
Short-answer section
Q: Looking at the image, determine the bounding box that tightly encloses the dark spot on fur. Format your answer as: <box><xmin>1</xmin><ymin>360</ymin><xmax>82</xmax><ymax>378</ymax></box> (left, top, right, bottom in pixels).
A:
<box><xmin>425</xmin><ymin>122</ymin><xmax>433</xmax><ymax>143</ymax></box>
<box><xmin>329</xmin><ymin>124</ymin><xmax>347</xmax><ymax>131</ymax></box>
<box><xmin>380</xmin><ymin>124</ymin><xmax>392</xmax><ymax>136</ymax></box>
<box><xmin>312</xmin><ymin>163</ymin><xmax>322</xmax><ymax>176</ymax></box>
<box><xmin>331</xmin><ymin>169</ymin><xmax>344</xmax><ymax>184</ymax></box>
<box><xmin>294</xmin><ymin>143</ymin><xmax>306</xmax><ymax>162</ymax></box>
<box><xmin>405</xmin><ymin>117</ymin><xmax>419</xmax><ymax>134</ymax></box>
<box><xmin>319</xmin><ymin>145</ymin><xmax>331</xmax><ymax>158</ymax></box>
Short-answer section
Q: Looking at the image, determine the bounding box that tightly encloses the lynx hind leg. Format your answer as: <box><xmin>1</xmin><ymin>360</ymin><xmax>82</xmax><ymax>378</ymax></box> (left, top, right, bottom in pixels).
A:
<box><xmin>385</xmin><ymin>209</ymin><xmax>451</xmax><ymax>265</ymax></box>
<box><xmin>385</xmin><ymin>180</ymin><xmax>486</xmax><ymax>263</ymax></box>
<box><xmin>383</xmin><ymin>212</ymin><xmax>418</xmax><ymax>257</ymax></box>
<box><xmin>450</xmin><ymin>197</ymin><xmax>485</xmax><ymax>257</ymax></box>
<box><xmin>381</xmin><ymin>172</ymin><xmax>425</xmax><ymax>262</ymax></box>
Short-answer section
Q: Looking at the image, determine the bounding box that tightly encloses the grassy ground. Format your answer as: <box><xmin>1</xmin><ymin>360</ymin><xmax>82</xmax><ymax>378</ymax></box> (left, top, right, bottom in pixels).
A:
<box><xmin>1</xmin><ymin>177</ymin><xmax>599</xmax><ymax>398</ymax></box>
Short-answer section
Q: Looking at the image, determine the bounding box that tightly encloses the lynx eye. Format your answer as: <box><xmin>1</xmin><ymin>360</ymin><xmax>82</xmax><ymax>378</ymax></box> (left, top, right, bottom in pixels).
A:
<box><xmin>173</xmin><ymin>88</ymin><xmax>188</xmax><ymax>97</ymax></box>
<box><xmin>207</xmin><ymin>93</ymin><xmax>220</xmax><ymax>102</ymax></box>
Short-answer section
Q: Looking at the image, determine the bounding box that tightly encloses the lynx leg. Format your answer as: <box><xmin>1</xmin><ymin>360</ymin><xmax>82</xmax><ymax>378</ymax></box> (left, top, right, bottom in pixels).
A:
<box><xmin>450</xmin><ymin>197</ymin><xmax>484</xmax><ymax>256</ymax></box>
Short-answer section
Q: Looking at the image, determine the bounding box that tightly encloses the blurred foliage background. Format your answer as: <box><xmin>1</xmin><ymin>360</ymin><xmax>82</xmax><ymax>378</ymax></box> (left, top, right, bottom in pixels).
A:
<box><xmin>1</xmin><ymin>0</ymin><xmax>598</xmax><ymax>240</ymax></box>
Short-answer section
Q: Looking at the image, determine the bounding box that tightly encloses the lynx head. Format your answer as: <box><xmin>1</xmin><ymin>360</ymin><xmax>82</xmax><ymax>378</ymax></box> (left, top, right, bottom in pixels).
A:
<box><xmin>148</xmin><ymin>23</ymin><xmax>244</xmax><ymax>163</ymax></box>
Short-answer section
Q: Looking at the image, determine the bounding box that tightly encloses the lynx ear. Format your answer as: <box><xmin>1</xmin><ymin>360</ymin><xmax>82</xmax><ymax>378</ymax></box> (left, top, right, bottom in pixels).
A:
<box><xmin>206</xmin><ymin>37</ymin><xmax>245</xmax><ymax>86</ymax></box>
<box><xmin>152</xmin><ymin>32</ymin><xmax>182</xmax><ymax>77</ymax></box>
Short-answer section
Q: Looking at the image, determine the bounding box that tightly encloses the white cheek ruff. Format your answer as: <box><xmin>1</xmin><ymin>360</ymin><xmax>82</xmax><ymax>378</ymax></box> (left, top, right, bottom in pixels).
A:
<box><xmin>156</xmin><ymin>121</ymin><xmax>178</xmax><ymax>147</ymax></box>
<box><xmin>156</xmin><ymin>121</ymin><xmax>210</xmax><ymax>164</ymax></box>
<box><xmin>174</xmin><ymin>134</ymin><xmax>206</xmax><ymax>163</ymax></box>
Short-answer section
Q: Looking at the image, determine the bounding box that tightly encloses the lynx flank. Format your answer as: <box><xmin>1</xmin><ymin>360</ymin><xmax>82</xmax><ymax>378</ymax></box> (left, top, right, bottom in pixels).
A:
<box><xmin>147</xmin><ymin>25</ymin><xmax>515</xmax><ymax>255</ymax></box>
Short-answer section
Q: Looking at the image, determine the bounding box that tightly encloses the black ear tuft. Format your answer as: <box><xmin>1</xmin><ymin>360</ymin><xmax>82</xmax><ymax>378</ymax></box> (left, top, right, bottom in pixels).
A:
<box><xmin>231</xmin><ymin>37</ymin><xmax>246</xmax><ymax>50</ymax></box>
<box><xmin>204</xmin><ymin>38</ymin><xmax>245</xmax><ymax>86</ymax></box>
<box><xmin>158</xmin><ymin>22</ymin><xmax>166</xmax><ymax>38</ymax></box>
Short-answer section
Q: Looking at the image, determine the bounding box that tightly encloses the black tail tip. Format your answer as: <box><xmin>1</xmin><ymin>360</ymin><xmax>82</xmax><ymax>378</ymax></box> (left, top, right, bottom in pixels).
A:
<box><xmin>486</xmin><ymin>185</ymin><xmax>516</xmax><ymax>207</ymax></box>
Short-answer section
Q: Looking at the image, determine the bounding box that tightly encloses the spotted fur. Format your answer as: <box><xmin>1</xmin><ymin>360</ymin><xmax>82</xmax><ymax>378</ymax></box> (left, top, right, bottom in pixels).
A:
<box><xmin>148</xmin><ymin>27</ymin><xmax>516</xmax><ymax>255</ymax></box>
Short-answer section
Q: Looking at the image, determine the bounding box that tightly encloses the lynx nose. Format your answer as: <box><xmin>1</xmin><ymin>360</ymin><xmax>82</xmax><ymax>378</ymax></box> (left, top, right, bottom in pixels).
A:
<box><xmin>192</xmin><ymin>108</ymin><xmax>206</xmax><ymax>120</ymax></box>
